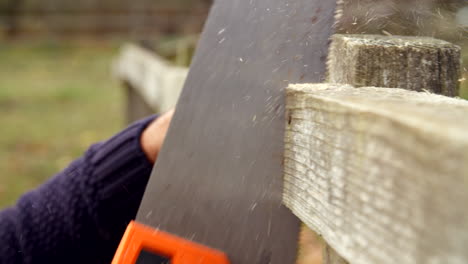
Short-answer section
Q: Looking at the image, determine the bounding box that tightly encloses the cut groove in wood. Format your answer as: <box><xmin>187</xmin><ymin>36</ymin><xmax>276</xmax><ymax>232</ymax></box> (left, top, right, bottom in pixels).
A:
<box><xmin>284</xmin><ymin>83</ymin><xmax>468</xmax><ymax>264</ymax></box>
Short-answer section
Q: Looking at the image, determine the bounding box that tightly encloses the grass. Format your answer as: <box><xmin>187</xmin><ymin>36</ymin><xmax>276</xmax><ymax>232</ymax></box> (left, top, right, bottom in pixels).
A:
<box><xmin>0</xmin><ymin>40</ymin><xmax>125</xmax><ymax>208</ymax></box>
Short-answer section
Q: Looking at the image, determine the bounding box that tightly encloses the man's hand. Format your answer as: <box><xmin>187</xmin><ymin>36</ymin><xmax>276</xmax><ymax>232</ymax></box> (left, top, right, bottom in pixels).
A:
<box><xmin>140</xmin><ymin>109</ymin><xmax>174</xmax><ymax>163</ymax></box>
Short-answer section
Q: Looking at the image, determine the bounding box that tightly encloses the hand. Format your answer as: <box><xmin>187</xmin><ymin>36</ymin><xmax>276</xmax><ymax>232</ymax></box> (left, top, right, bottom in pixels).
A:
<box><xmin>140</xmin><ymin>109</ymin><xmax>175</xmax><ymax>163</ymax></box>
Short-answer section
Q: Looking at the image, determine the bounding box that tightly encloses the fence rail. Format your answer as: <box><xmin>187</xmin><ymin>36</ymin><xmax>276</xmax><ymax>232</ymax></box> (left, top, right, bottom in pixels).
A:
<box><xmin>113</xmin><ymin>44</ymin><xmax>188</xmax><ymax>122</ymax></box>
<box><xmin>285</xmin><ymin>84</ymin><xmax>468</xmax><ymax>264</ymax></box>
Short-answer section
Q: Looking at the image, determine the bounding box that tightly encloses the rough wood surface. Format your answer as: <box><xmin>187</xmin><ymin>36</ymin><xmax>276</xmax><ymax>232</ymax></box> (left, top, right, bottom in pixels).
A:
<box><xmin>113</xmin><ymin>43</ymin><xmax>188</xmax><ymax>112</ymax></box>
<box><xmin>284</xmin><ymin>83</ymin><xmax>468</xmax><ymax>264</ymax></box>
<box><xmin>328</xmin><ymin>34</ymin><xmax>461</xmax><ymax>96</ymax></box>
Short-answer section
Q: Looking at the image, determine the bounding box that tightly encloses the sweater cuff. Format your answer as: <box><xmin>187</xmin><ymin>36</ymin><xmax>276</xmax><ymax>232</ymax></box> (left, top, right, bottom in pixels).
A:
<box><xmin>84</xmin><ymin>115</ymin><xmax>158</xmax><ymax>237</ymax></box>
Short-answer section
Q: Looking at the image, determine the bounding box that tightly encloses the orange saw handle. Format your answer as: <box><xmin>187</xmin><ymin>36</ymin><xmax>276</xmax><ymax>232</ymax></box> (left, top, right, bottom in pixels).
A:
<box><xmin>112</xmin><ymin>221</ymin><xmax>230</xmax><ymax>264</ymax></box>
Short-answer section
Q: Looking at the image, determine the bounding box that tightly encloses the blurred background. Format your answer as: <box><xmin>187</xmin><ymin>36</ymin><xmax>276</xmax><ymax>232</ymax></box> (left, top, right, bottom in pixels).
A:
<box><xmin>0</xmin><ymin>0</ymin><xmax>466</xmax><ymax>212</ymax></box>
<box><xmin>0</xmin><ymin>0</ymin><xmax>211</xmax><ymax>208</ymax></box>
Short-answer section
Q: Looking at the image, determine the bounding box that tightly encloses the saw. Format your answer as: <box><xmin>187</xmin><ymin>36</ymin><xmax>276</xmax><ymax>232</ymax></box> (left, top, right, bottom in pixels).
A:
<box><xmin>112</xmin><ymin>0</ymin><xmax>337</xmax><ymax>263</ymax></box>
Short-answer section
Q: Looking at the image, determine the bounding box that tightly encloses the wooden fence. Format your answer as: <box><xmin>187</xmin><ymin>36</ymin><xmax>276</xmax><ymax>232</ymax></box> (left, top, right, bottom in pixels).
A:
<box><xmin>114</xmin><ymin>34</ymin><xmax>467</xmax><ymax>264</ymax></box>
<box><xmin>0</xmin><ymin>0</ymin><xmax>211</xmax><ymax>37</ymax></box>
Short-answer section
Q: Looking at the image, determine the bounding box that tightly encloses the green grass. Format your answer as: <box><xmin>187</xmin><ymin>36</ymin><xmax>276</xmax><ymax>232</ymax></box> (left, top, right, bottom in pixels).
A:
<box><xmin>0</xmin><ymin>40</ymin><xmax>124</xmax><ymax>208</ymax></box>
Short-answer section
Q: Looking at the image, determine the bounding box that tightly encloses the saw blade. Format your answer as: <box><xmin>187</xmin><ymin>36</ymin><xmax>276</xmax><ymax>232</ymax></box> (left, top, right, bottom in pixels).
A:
<box><xmin>136</xmin><ymin>0</ymin><xmax>337</xmax><ymax>263</ymax></box>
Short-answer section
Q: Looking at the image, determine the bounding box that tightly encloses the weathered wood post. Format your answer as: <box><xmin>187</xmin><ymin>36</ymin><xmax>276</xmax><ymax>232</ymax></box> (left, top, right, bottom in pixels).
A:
<box><xmin>328</xmin><ymin>34</ymin><xmax>461</xmax><ymax>96</ymax></box>
<box><xmin>325</xmin><ymin>35</ymin><xmax>461</xmax><ymax>263</ymax></box>
<box><xmin>123</xmin><ymin>81</ymin><xmax>156</xmax><ymax>124</ymax></box>
<box><xmin>286</xmin><ymin>34</ymin><xmax>465</xmax><ymax>264</ymax></box>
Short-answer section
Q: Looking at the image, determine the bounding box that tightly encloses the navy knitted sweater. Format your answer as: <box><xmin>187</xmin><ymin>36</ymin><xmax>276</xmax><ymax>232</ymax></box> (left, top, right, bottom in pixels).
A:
<box><xmin>0</xmin><ymin>116</ymin><xmax>157</xmax><ymax>264</ymax></box>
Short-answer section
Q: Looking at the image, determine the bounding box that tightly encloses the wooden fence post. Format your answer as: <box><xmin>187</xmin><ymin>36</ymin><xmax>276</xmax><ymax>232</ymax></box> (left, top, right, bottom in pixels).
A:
<box><xmin>287</xmin><ymin>34</ymin><xmax>463</xmax><ymax>264</ymax></box>
<box><xmin>326</xmin><ymin>34</ymin><xmax>461</xmax><ymax>264</ymax></box>
<box><xmin>328</xmin><ymin>34</ymin><xmax>461</xmax><ymax>96</ymax></box>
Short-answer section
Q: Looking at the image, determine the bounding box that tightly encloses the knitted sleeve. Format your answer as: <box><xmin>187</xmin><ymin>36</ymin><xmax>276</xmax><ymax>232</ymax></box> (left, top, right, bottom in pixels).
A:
<box><xmin>0</xmin><ymin>115</ymin><xmax>157</xmax><ymax>264</ymax></box>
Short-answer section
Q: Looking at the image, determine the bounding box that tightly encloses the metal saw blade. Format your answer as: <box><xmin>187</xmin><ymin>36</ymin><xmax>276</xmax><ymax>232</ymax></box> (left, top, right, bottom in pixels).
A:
<box><xmin>136</xmin><ymin>0</ymin><xmax>337</xmax><ymax>263</ymax></box>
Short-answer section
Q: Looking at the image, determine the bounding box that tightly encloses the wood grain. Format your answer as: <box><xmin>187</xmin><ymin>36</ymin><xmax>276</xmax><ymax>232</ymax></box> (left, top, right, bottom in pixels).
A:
<box><xmin>284</xmin><ymin>83</ymin><xmax>468</xmax><ymax>264</ymax></box>
<box><xmin>328</xmin><ymin>34</ymin><xmax>461</xmax><ymax>96</ymax></box>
